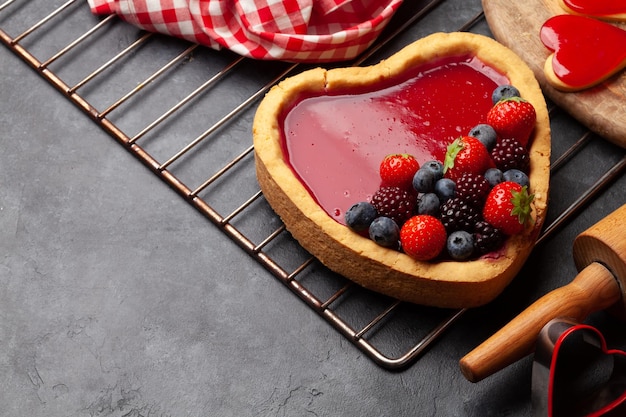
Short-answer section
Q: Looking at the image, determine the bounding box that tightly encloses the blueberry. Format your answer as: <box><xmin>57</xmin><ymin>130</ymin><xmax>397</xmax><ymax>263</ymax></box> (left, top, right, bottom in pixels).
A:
<box><xmin>417</xmin><ymin>193</ymin><xmax>440</xmax><ymax>216</ymax></box>
<box><xmin>484</xmin><ymin>168</ymin><xmax>504</xmax><ymax>187</ymax></box>
<box><xmin>447</xmin><ymin>230</ymin><xmax>475</xmax><ymax>260</ymax></box>
<box><xmin>492</xmin><ymin>85</ymin><xmax>521</xmax><ymax>104</ymax></box>
<box><xmin>503</xmin><ymin>169</ymin><xmax>530</xmax><ymax>187</ymax></box>
<box><xmin>434</xmin><ymin>178</ymin><xmax>456</xmax><ymax>202</ymax></box>
<box><xmin>421</xmin><ymin>160</ymin><xmax>444</xmax><ymax>180</ymax></box>
<box><xmin>345</xmin><ymin>201</ymin><xmax>377</xmax><ymax>231</ymax></box>
<box><xmin>412</xmin><ymin>168</ymin><xmax>436</xmax><ymax>193</ymax></box>
<box><xmin>468</xmin><ymin>124</ymin><xmax>498</xmax><ymax>151</ymax></box>
<box><xmin>368</xmin><ymin>216</ymin><xmax>400</xmax><ymax>248</ymax></box>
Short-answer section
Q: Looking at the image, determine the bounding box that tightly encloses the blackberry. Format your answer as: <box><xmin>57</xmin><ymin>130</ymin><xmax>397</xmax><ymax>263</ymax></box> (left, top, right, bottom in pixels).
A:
<box><xmin>455</xmin><ymin>172</ymin><xmax>490</xmax><ymax>207</ymax></box>
<box><xmin>371</xmin><ymin>186</ymin><xmax>416</xmax><ymax>226</ymax></box>
<box><xmin>473</xmin><ymin>220</ymin><xmax>505</xmax><ymax>255</ymax></box>
<box><xmin>440</xmin><ymin>197</ymin><xmax>480</xmax><ymax>233</ymax></box>
<box><xmin>491</xmin><ymin>137</ymin><xmax>530</xmax><ymax>173</ymax></box>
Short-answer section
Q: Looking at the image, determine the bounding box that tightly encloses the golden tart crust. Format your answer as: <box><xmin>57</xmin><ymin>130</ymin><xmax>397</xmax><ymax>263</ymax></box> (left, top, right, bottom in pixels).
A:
<box><xmin>252</xmin><ymin>32</ymin><xmax>551</xmax><ymax>308</ymax></box>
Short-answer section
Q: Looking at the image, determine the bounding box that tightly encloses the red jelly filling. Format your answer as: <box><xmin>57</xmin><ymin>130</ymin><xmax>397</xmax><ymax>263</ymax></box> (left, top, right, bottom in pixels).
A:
<box><xmin>561</xmin><ymin>0</ymin><xmax>626</xmax><ymax>17</ymax></box>
<box><xmin>540</xmin><ymin>15</ymin><xmax>626</xmax><ymax>88</ymax></box>
<box><xmin>281</xmin><ymin>55</ymin><xmax>508</xmax><ymax>224</ymax></box>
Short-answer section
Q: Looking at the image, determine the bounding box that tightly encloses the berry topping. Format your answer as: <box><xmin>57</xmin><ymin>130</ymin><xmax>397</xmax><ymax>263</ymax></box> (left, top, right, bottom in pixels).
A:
<box><xmin>503</xmin><ymin>169</ymin><xmax>530</xmax><ymax>188</ymax></box>
<box><xmin>412</xmin><ymin>169</ymin><xmax>433</xmax><ymax>193</ymax></box>
<box><xmin>416</xmin><ymin>193</ymin><xmax>440</xmax><ymax>216</ymax></box>
<box><xmin>447</xmin><ymin>230</ymin><xmax>475</xmax><ymax>261</ymax></box>
<box><xmin>380</xmin><ymin>153</ymin><xmax>420</xmax><ymax>189</ymax></box>
<box><xmin>486</xmin><ymin>96</ymin><xmax>536</xmax><ymax>147</ymax></box>
<box><xmin>434</xmin><ymin>178</ymin><xmax>456</xmax><ymax>202</ymax></box>
<box><xmin>473</xmin><ymin>220</ymin><xmax>505</xmax><ymax>256</ymax></box>
<box><xmin>371</xmin><ymin>186</ymin><xmax>416</xmax><ymax>226</ymax></box>
<box><xmin>483</xmin><ymin>181</ymin><xmax>534</xmax><ymax>235</ymax></box>
<box><xmin>455</xmin><ymin>172</ymin><xmax>491</xmax><ymax>206</ymax></box>
<box><xmin>412</xmin><ymin>160</ymin><xmax>444</xmax><ymax>193</ymax></box>
<box><xmin>444</xmin><ymin>136</ymin><xmax>494</xmax><ymax>182</ymax></box>
<box><xmin>491</xmin><ymin>85</ymin><xmax>521</xmax><ymax>105</ymax></box>
<box><xmin>468</xmin><ymin>123</ymin><xmax>498</xmax><ymax>151</ymax></box>
<box><xmin>484</xmin><ymin>167</ymin><xmax>504</xmax><ymax>188</ymax></box>
<box><xmin>421</xmin><ymin>160</ymin><xmax>445</xmax><ymax>179</ymax></box>
<box><xmin>440</xmin><ymin>197</ymin><xmax>481</xmax><ymax>234</ymax></box>
<box><xmin>369</xmin><ymin>217</ymin><xmax>400</xmax><ymax>248</ymax></box>
<box><xmin>491</xmin><ymin>137</ymin><xmax>530</xmax><ymax>173</ymax></box>
<box><xmin>342</xmin><ymin>87</ymin><xmax>538</xmax><ymax>262</ymax></box>
<box><xmin>400</xmin><ymin>215</ymin><xmax>447</xmax><ymax>261</ymax></box>
<box><xmin>345</xmin><ymin>201</ymin><xmax>378</xmax><ymax>232</ymax></box>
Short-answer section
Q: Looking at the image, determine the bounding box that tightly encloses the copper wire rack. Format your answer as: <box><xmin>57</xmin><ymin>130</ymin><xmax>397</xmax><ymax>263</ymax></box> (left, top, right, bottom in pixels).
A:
<box><xmin>1</xmin><ymin>0</ymin><xmax>624</xmax><ymax>370</ymax></box>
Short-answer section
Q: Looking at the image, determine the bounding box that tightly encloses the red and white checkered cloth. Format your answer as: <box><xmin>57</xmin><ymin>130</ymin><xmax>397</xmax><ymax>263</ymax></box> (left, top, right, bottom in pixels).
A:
<box><xmin>87</xmin><ymin>0</ymin><xmax>403</xmax><ymax>62</ymax></box>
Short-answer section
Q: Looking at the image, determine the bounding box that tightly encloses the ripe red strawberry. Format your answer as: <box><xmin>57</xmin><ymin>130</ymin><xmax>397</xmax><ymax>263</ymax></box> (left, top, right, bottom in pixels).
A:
<box><xmin>483</xmin><ymin>181</ymin><xmax>534</xmax><ymax>235</ymax></box>
<box><xmin>379</xmin><ymin>154</ymin><xmax>420</xmax><ymax>189</ymax></box>
<box><xmin>487</xmin><ymin>97</ymin><xmax>536</xmax><ymax>147</ymax></box>
<box><xmin>400</xmin><ymin>215</ymin><xmax>447</xmax><ymax>261</ymax></box>
<box><xmin>443</xmin><ymin>136</ymin><xmax>494</xmax><ymax>182</ymax></box>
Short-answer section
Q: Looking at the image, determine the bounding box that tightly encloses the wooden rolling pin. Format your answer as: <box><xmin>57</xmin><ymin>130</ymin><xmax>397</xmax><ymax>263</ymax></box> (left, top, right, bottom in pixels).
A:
<box><xmin>460</xmin><ymin>204</ymin><xmax>626</xmax><ymax>383</ymax></box>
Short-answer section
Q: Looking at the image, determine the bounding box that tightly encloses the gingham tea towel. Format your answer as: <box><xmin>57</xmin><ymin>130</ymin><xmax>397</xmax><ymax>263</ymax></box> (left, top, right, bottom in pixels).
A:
<box><xmin>87</xmin><ymin>0</ymin><xmax>403</xmax><ymax>62</ymax></box>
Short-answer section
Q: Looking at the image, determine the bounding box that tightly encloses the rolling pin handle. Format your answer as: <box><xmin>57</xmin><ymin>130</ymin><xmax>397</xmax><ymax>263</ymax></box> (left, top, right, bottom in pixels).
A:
<box><xmin>459</xmin><ymin>261</ymin><xmax>620</xmax><ymax>383</ymax></box>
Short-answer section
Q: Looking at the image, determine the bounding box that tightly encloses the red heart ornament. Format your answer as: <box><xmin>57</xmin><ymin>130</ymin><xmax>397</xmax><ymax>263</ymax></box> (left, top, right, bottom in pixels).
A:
<box><xmin>539</xmin><ymin>14</ymin><xmax>626</xmax><ymax>91</ymax></box>
<box><xmin>533</xmin><ymin>319</ymin><xmax>626</xmax><ymax>417</ymax></box>
<box><xmin>559</xmin><ymin>0</ymin><xmax>626</xmax><ymax>21</ymax></box>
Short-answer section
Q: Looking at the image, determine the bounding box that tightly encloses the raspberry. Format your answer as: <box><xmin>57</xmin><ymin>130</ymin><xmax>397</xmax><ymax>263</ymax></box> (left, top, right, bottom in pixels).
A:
<box><xmin>473</xmin><ymin>220</ymin><xmax>505</xmax><ymax>255</ymax></box>
<box><xmin>455</xmin><ymin>173</ymin><xmax>491</xmax><ymax>207</ymax></box>
<box><xmin>440</xmin><ymin>197</ymin><xmax>480</xmax><ymax>233</ymax></box>
<box><xmin>371</xmin><ymin>186</ymin><xmax>416</xmax><ymax>227</ymax></box>
<box><xmin>491</xmin><ymin>137</ymin><xmax>530</xmax><ymax>173</ymax></box>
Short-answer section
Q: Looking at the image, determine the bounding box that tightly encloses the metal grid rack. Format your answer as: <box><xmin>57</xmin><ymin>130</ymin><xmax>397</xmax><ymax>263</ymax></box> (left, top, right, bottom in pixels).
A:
<box><xmin>1</xmin><ymin>0</ymin><xmax>624</xmax><ymax>371</ymax></box>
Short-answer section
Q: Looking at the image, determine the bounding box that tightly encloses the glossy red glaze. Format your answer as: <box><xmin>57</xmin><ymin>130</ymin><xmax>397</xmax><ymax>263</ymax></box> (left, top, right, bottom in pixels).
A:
<box><xmin>561</xmin><ymin>0</ymin><xmax>626</xmax><ymax>17</ymax></box>
<box><xmin>281</xmin><ymin>56</ymin><xmax>508</xmax><ymax>224</ymax></box>
<box><xmin>540</xmin><ymin>15</ymin><xmax>626</xmax><ymax>88</ymax></box>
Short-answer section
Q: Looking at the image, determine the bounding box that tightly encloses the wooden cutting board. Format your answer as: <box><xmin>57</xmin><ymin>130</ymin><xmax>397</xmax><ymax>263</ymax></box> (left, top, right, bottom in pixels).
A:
<box><xmin>483</xmin><ymin>0</ymin><xmax>626</xmax><ymax>149</ymax></box>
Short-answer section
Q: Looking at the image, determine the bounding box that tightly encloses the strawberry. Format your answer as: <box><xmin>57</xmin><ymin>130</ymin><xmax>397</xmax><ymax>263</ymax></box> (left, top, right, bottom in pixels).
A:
<box><xmin>379</xmin><ymin>153</ymin><xmax>420</xmax><ymax>189</ymax></box>
<box><xmin>483</xmin><ymin>181</ymin><xmax>534</xmax><ymax>235</ymax></box>
<box><xmin>400</xmin><ymin>215</ymin><xmax>447</xmax><ymax>261</ymax></box>
<box><xmin>443</xmin><ymin>136</ymin><xmax>494</xmax><ymax>182</ymax></box>
<box><xmin>486</xmin><ymin>97</ymin><xmax>536</xmax><ymax>147</ymax></box>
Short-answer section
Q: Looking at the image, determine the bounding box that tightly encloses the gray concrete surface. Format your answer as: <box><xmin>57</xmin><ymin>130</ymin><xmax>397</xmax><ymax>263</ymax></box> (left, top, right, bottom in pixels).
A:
<box><xmin>1</xmin><ymin>1</ymin><xmax>625</xmax><ymax>416</ymax></box>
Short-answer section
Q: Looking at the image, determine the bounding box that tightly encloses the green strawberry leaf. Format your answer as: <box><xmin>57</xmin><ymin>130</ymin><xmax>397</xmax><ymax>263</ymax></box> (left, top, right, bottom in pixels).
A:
<box><xmin>510</xmin><ymin>185</ymin><xmax>535</xmax><ymax>225</ymax></box>
<box><xmin>443</xmin><ymin>137</ymin><xmax>463</xmax><ymax>173</ymax></box>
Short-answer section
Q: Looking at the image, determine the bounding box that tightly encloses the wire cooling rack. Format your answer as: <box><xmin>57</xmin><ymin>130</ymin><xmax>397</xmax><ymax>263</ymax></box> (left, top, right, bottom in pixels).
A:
<box><xmin>1</xmin><ymin>0</ymin><xmax>624</xmax><ymax>370</ymax></box>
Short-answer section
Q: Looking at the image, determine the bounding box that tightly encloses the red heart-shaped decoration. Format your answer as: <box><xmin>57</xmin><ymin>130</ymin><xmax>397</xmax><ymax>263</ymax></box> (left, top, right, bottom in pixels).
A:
<box><xmin>533</xmin><ymin>319</ymin><xmax>626</xmax><ymax>417</ymax></box>
<box><xmin>540</xmin><ymin>14</ymin><xmax>626</xmax><ymax>90</ymax></box>
<box><xmin>559</xmin><ymin>0</ymin><xmax>626</xmax><ymax>21</ymax></box>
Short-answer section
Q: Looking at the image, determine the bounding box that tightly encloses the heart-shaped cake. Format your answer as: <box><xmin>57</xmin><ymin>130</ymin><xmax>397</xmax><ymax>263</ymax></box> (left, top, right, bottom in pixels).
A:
<box><xmin>253</xmin><ymin>32</ymin><xmax>551</xmax><ymax>308</ymax></box>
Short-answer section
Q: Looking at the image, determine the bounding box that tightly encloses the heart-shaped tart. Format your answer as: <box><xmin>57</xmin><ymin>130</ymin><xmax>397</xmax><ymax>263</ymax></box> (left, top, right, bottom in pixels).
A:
<box><xmin>252</xmin><ymin>32</ymin><xmax>551</xmax><ymax>308</ymax></box>
<box><xmin>540</xmin><ymin>14</ymin><xmax>626</xmax><ymax>91</ymax></box>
